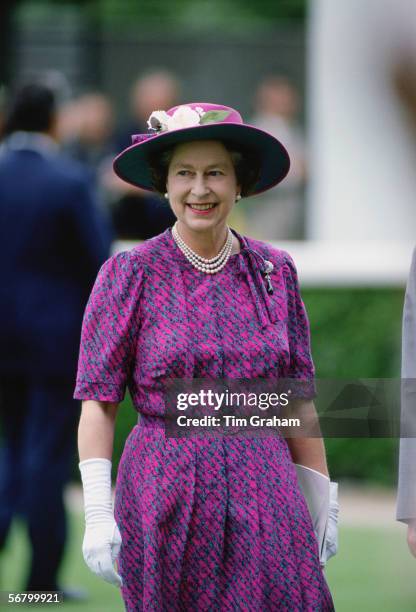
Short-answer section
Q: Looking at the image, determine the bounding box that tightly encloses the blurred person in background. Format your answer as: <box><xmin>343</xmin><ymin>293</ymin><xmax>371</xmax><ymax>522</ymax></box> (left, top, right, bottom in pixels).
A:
<box><xmin>397</xmin><ymin>247</ymin><xmax>416</xmax><ymax>558</ymax></box>
<box><xmin>394</xmin><ymin>54</ymin><xmax>416</xmax><ymax>558</ymax></box>
<box><xmin>108</xmin><ymin>69</ymin><xmax>179</xmax><ymax>240</ymax></box>
<box><xmin>0</xmin><ymin>83</ymin><xmax>111</xmax><ymax>595</ymax></box>
<box><xmin>59</xmin><ymin>92</ymin><xmax>116</xmax><ymax>223</ymax></box>
<box><xmin>56</xmin><ymin>95</ymin><xmax>82</xmax><ymax>145</ymax></box>
<box><xmin>115</xmin><ymin>69</ymin><xmax>181</xmax><ymax>151</ymax></box>
<box><xmin>62</xmin><ymin>92</ymin><xmax>115</xmax><ymax>177</ymax></box>
<box><xmin>247</xmin><ymin>75</ymin><xmax>307</xmax><ymax>241</ymax></box>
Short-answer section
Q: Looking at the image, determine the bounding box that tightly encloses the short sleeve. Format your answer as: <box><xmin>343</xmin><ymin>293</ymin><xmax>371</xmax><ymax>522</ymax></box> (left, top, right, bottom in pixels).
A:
<box><xmin>282</xmin><ymin>253</ymin><xmax>316</xmax><ymax>397</ymax></box>
<box><xmin>74</xmin><ymin>250</ymin><xmax>144</xmax><ymax>402</ymax></box>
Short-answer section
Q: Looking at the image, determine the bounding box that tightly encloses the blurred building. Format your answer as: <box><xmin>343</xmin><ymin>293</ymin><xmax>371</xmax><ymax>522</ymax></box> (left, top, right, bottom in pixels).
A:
<box><xmin>308</xmin><ymin>0</ymin><xmax>416</xmax><ymax>241</ymax></box>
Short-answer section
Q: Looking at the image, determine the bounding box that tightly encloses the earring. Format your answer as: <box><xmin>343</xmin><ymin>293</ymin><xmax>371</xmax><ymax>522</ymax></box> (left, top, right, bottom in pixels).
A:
<box><xmin>164</xmin><ymin>192</ymin><xmax>169</xmax><ymax>199</ymax></box>
<box><xmin>236</xmin><ymin>194</ymin><xmax>242</xmax><ymax>202</ymax></box>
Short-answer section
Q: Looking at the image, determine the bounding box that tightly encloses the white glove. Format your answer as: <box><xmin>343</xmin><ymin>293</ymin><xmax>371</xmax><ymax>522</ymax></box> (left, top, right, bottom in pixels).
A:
<box><xmin>295</xmin><ymin>464</ymin><xmax>339</xmax><ymax>566</ymax></box>
<box><xmin>79</xmin><ymin>458</ymin><xmax>123</xmax><ymax>587</ymax></box>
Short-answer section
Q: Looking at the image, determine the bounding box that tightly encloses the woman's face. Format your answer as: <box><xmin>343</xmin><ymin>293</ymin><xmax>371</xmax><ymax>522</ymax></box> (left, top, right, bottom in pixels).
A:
<box><xmin>166</xmin><ymin>140</ymin><xmax>240</xmax><ymax>234</ymax></box>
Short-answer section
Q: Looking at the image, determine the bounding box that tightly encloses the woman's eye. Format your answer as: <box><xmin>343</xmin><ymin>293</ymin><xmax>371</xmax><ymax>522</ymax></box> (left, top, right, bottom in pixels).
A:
<box><xmin>209</xmin><ymin>170</ymin><xmax>222</xmax><ymax>176</ymax></box>
<box><xmin>177</xmin><ymin>170</ymin><xmax>190</xmax><ymax>176</ymax></box>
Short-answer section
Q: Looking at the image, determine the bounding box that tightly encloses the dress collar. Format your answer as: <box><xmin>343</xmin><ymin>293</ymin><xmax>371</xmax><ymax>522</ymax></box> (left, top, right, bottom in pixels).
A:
<box><xmin>163</xmin><ymin>226</ymin><xmax>276</xmax><ymax>327</ymax></box>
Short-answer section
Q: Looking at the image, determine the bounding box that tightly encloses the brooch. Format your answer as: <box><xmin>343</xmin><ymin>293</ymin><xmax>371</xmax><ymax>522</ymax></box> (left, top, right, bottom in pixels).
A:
<box><xmin>262</xmin><ymin>260</ymin><xmax>274</xmax><ymax>294</ymax></box>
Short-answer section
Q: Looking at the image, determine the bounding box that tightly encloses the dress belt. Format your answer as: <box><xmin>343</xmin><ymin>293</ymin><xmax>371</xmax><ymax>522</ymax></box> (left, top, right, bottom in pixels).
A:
<box><xmin>138</xmin><ymin>414</ymin><xmax>167</xmax><ymax>429</ymax></box>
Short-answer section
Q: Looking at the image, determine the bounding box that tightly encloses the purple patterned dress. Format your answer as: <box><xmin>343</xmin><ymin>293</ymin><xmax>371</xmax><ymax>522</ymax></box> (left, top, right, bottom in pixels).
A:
<box><xmin>74</xmin><ymin>228</ymin><xmax>334</xmax><ymax>611</ymax></box>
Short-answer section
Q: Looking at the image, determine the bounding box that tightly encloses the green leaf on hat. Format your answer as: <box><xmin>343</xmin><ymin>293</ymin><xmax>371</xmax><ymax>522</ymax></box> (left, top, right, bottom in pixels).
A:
<box><xmin>199</xmin><ymin>110</ymin><xmax>231</xmax><ymax>124</ymax></box>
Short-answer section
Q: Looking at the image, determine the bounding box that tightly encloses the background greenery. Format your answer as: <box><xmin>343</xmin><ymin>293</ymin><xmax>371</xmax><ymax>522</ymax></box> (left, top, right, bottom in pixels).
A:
<box><xmin>305</xmin><ymin>287</ymin><xmax>403</xmax><ymax>487</ymax></box>
<box><xmin>111</xmin><ymin>287</ymin><xmax>405</xmax><ymax>486</ymax></box>
<box><xmin>15</xmin><ymin>0</ymin><xmax>308</xmax><ymax>30</ymax></box>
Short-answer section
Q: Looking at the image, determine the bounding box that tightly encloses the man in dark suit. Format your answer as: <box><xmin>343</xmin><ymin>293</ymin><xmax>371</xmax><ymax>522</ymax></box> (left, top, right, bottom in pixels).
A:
<box><xmin>0</xmin><ymin>83</ymin><xmax>111</xmax><ymax>592</ymax></box>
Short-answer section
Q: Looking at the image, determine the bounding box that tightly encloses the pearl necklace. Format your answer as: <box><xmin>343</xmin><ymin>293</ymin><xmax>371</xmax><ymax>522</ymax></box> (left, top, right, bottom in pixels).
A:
<box><xmin>172</xmin><ymin>222</ymin><xmax>234</xmax><ymax>274</ymax></box>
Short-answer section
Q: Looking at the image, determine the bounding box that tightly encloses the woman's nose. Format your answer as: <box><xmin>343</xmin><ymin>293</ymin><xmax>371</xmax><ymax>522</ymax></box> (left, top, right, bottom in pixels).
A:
<box><xmin>190</xmin><ymin>174</ymin><xmax>210</xmax><ymax>198</ymax></box>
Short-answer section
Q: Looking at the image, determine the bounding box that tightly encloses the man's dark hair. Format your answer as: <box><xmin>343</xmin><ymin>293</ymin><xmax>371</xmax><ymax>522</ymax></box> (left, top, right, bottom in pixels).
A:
<box><xmin>4</xmin><ymin>83</ymin><xmax>56</xmax><ymax>135</ymax></box>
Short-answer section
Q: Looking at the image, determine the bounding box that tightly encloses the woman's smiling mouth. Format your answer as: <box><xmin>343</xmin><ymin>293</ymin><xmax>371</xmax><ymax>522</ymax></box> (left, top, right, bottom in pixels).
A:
<box><xmin>186</xmin><ymin>202</ymin><xmax>219</xmax><ymax>213</ymax></box>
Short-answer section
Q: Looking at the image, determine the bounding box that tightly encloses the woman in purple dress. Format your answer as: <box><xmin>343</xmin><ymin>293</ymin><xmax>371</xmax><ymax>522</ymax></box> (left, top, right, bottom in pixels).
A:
<box><xmin>75</xmin><ymin>103</ymin><xmax>338</xmax><ymax>610</ymax></box>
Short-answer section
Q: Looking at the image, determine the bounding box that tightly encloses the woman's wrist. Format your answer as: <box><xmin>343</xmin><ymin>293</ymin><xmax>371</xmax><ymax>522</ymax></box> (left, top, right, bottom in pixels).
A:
<box><xmin>295</xmin><ymin>463</ymin><xmax>330</xmax><ymax>481</ymax></box>
<box><xmin>79</xmin><ymin>458</ymin><xmax>114</xmax><ymax>526</ymax></box>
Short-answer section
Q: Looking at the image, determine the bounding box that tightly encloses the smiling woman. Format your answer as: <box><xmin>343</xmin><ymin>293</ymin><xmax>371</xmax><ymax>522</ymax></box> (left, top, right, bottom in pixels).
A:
<box><xmin>149</xmin><ymin>139</ymin><xmax>262</xmax><ymax>260</ymax></box>
<box><xmin>164</xmin><ymin>140</ymin><xmax>242</xmax><ymax>258</ymax></box>
<box><xmin>76</xmin><ymin>102</ymin><xmax>337</xmax><ymax>611</ymax></box>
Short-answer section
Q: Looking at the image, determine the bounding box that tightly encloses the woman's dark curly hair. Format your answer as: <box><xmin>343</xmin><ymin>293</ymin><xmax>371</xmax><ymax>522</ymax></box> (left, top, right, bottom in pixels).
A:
<box><xmin>147</xmin><ymin>139</ymin><xmax>261</xmax><ymax>197</ymax></box>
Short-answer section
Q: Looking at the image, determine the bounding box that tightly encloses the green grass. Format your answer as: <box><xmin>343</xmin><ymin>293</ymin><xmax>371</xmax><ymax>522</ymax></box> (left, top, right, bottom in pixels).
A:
<box><xmin>2</xmin><ymin>515</ymin><xmax>416</xmax><ymax>611</ymax></box>
<box><xmin>325</xmin><ymin>526</ymin><xmax>416</xmax><ymax>611</ymax></box>
<box><xmin>1</xmin><ymin>513</ymin><xmax>123</xmax><ymax>612</ymax></box>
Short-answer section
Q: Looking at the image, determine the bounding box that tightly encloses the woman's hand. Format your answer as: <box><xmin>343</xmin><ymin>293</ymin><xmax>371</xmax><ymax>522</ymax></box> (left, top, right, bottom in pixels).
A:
<box><xmin>407</xmin><ymin>519</ymin><xmax>416</xmax><ymax>557</ymax></box>
<box><xmin>82</xmin><ymin>518</ymin><xmax>123</xmax><ymax>586</ymax></box>
<box><xmin>79</xmin><ymin>458</ymin><xmax>123</xmax><ymax>587</ymax></box>
<box><xmin>295</xmin><ymin>464</ymin><xmax>339</xmax><ymax>566</ymax></box>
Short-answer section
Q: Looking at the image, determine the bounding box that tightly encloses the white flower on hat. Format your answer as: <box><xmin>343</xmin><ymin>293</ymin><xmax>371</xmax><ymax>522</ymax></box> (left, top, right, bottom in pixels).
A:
<box><xmin>146</xmin><ymin>104</ymin><xmax>230</xmax><ymax>134</ymax></box>
<box><xmin>166</xmin><ymin>105</ymin><xmax>204</xmax><ymax>131</ymax></box>
<box><xmin>147</xmin><ymin>110</ymin><xmax>170</xmax><ymax>132</ymax></box>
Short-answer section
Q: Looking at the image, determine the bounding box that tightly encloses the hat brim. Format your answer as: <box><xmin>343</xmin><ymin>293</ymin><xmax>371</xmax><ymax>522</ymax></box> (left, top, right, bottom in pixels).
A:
<box><xmin>113</xmin><ymin>122</ymin><xmax>290</xmax><ymax>196</ymax></box>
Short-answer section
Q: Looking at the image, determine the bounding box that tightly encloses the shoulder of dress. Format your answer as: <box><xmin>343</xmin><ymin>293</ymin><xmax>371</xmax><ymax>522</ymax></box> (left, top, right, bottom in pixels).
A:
<box><xmin>129</xmin><ymin>231</ymin><xmax>170</xmax><ymax>261</ymax></box>
<box><xmin>110</xmin><ymin>231</ymin><xmax>170</xmax><ymax>269</ymax></box>
<box><xmin>96</xmin><ymin>247</ymin><xmax>147</xmax><ymax>282</ymax></box>
<box><xmin>243</xmin><ymin>235</ymin><xmax>295</xmax><ymax>270</ymax></box>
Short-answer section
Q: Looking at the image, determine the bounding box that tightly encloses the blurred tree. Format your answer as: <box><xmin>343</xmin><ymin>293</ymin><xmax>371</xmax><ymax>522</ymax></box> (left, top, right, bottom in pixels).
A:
<box><xmin>14</xmin><ymin>0</ymin><xmax>306</xmax><ymax>30</ymax></box>
<box><xmin>94</xmin><ymin>0</ymin><xmax>307</xmax><ymax>29</ymax></box>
